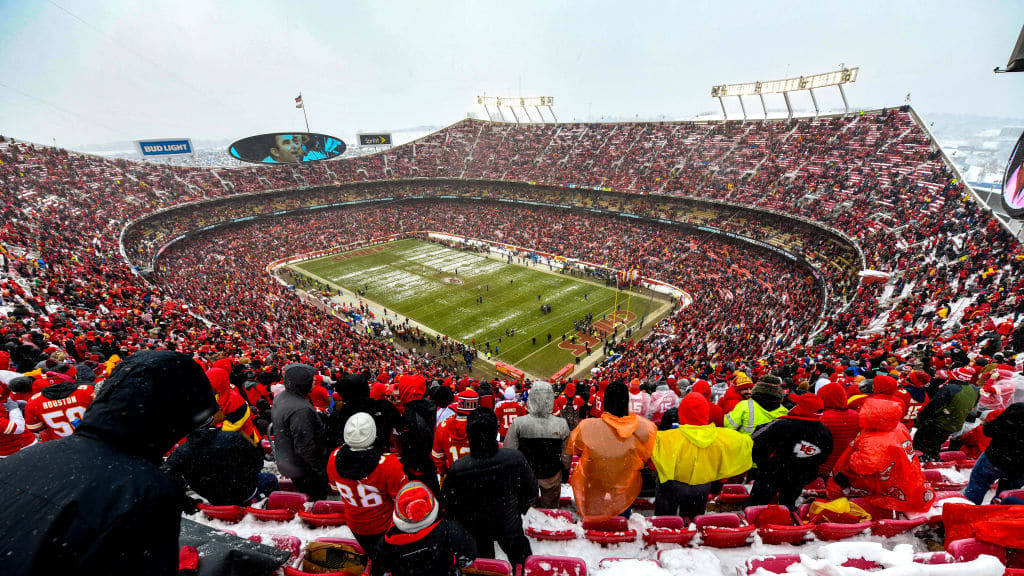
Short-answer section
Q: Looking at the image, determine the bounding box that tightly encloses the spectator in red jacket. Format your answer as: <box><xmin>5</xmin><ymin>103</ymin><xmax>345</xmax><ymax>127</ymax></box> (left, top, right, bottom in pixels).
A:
<box><xmin>832</xmin><ymin>398</ymin><xmax>935</xmax><ymax>514</ymax></box>
<box><xmin>817</xmin><ymin>382</ymin><xmax>860</xmax><ymax>477</ymax></box>
<box><xmin>847</xmin><ymin>374</ymin><xmax>908</xmax><ymax>412</ymax></box>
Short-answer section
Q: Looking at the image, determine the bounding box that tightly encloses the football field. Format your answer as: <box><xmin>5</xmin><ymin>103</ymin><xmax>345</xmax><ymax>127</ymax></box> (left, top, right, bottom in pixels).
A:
<box><xmin>290</xmin><ymin>238</ymin><xmax>670</xmax><ymax>378</ymax></box>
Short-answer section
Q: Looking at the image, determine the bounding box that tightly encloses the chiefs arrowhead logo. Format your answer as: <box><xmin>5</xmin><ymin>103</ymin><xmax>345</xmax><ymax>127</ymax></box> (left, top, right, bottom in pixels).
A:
<box><xmin>793</xmin><ymin>441</ymin><xmax>822</xmax><ymax>458</ymax></box>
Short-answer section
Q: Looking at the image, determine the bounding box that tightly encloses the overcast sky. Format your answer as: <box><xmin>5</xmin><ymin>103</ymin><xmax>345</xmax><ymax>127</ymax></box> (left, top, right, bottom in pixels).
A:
<box><xmin>0</xmin><ymin>0</ymin><xmax>1021</xmax><ymax>148</ymax></box>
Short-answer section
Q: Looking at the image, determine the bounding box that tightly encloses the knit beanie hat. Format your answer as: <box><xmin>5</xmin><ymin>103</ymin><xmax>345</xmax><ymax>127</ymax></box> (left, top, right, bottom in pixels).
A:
<box><xmin>751</xmin><ymin>375</ymin><xmax>783</xmax><ymax>400</ymax></box>
<box><xmin>344</xmin><ymin>412</ymin><xmax>376</xmax><ymax>451</ymax></box>
<box><xmin>454</xmin><ymin>389</ymin><xmax>479</xmax><ymax>414</ymax></box>
<box><xmin>392</xmin><ymin>481</ymin><xmax>439</xmax><ymax>533</ymax></box>
<box><xmin>503</xmin><ymin>387</ymin><xmax>517</xmax><ymax>401</ymax></box>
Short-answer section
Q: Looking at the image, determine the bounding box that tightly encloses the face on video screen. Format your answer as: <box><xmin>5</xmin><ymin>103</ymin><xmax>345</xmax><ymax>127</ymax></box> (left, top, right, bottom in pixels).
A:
<box><xmin>228</xmin><ymin>132</ymin><xmax>346</xmax><ymax>164</ymax></box>
<box><xmin>1004</xmin><ymin>131</ymin><xmax>1024</xmax><ymax>217</ymax></box>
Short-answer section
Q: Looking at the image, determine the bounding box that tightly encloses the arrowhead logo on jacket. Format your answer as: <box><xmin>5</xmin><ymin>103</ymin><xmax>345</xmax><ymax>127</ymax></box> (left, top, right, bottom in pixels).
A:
<box><xmin>793</xmin><ymin>441</ymin><xmax>822</xmax><ymax>458</ymax></box>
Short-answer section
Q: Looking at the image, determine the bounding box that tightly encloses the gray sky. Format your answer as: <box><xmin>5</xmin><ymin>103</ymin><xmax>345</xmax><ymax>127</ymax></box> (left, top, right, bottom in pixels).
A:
<box><xmin>0</xmin><ymin>0</ymin><xmax>1021</xmax><ymax>148</ymax></box>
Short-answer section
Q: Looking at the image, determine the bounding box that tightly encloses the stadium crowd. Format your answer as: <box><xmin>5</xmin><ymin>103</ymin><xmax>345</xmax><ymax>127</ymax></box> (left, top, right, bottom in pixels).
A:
<box><xmin>0</xmin><ymin>104</ymin><xmax>1023</xmax><ymax>574</ymax></box>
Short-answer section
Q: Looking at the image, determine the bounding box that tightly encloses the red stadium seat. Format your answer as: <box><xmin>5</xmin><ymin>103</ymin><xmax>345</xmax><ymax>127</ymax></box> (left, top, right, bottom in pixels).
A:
<box><xmin>744</xmin><ymin>555</ymin><xmax>801</xmax><ymax>575</ymax></box>
<box><xmin>522</xmin><ymin>555</ymin><xmax>588</xmax><ymax>576</ymax></box>
<box><xmin>297</xmin><ymin>500</ymin><xmax>347</xmax><ymax>527</ymax></box>
<box><xmin>525</xmin><ymin>508</ymin><xmax>577</xmax><ymax>541</ymax></box>
<box><xmin>694</xmin><ymin>513</ymin><xmax>754</xmax><ymax>548</ymax></box>
<box><xmin>743</xmin><ymin>505</ymin><xmax>812</xmax><ymax>545</ymax></box>
<box><xmin>582</xmin><ymin>516</ymin><xmax>636</xmax><ymax>544</ymax></box>
<box><xmin>267</xmin><ymin>490</ymin><xmax>310</xmax><ymax>513</ymax></box>
<box><xmin>197</xmin><ymin>503</ymin><xmax>246</xmax><ymax>523</ymax></box>
<box><xmin>947</xmin><ymin>538</ymin><xmax>1007</xmax><ymax>563</ymax></box>
<box><xmin>248</xmin><ymin>533</ymin><xmax>302</xmax><ymax>566</ymax></box>
<box><xmin>464</xmin><ymin>558</ymin><xmax>512</xmax><ymax>576</ymax></box>
<box><xmin>643</xmin><ymin>516</ymin><xmax>697</xmax><ymax>546</ymax></box>
<box><xmin>712</xmin><ymin>483</ymin><xmax>749</xmax><ymax>505</ymax></box>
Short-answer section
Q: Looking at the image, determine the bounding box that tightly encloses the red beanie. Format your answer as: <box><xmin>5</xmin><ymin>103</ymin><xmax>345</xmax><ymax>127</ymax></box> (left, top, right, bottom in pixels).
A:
<box><xmin>629</xmin><ymin>379</ymin><xmax>641</xmax><ymax>393</ymax></box>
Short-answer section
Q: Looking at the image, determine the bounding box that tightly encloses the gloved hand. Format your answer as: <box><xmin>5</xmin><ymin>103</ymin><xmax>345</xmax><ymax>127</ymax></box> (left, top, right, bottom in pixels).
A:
<box><xmin>178</xmin><ymin>545</ymin><xmax>199</xmax><ymax>575</ymax></box>
<box><xmin>4</xmin><ymin>399</ymin><xmax>18</xmax><ymax>413</ymax></box>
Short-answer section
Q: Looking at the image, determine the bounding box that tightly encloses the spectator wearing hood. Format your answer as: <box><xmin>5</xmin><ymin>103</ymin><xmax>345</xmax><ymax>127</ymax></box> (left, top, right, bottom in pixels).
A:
<box><xmin>432</xmin><ymin>386</ymin><xmax>457</xmax><ymax>426</ymax></box>
<box><xmin>725</xmin><ymin>375</ymin><xmax>788</xmax><ymax>435</ymax></box>
<box><xmin>750</xmin><ymin>393</ymin><xmax>833</xmax><ymax>509</ymax></box>
<box><xmin>162</xmin><ymin>426</ymin><xmax>273</xmax><ymax>507</ymax></box>
<box><xmin>652</xmin><ymin>392</ymin><xmax>752</xmax><ymax>517</ymax></box>
<box><xmin>0</xmin><ymin>350</ymin><xmax>218</xmax><ymax>575</ymax></box>
<box><xmin>566</xmin><ymin>381</ymin><xmax>656</xmax><ymax>521</ymax></box>
<box><xmin>396</xmin><ymin>374</ymin><xmax>439</xmax><ymax>496</ymax></box>
<box><xmin>375</xmin><ymin>481</ymin><xmax>477</xmax><ymax>576</ymax></box>
<box><xmin>206</xmin><ymin>367</ymin><xmax>260</xmax><ymax>445</ymax></box>
<box><xmin>690</xmin><ymin>380</ymin><xmax>724</xmax><ymax>427</ymax></box>
<box><xmin>964</xmin><ymin>402</ymin><xmax>1024</xmax><ymax>504</ymax></box>
<box><xmin>327</xmin><ymin>372</ymin><xmax>401</xmax><ymax>452</ymax></box>
<box><xmin>271</xmin><ymin>363</ymin><xmax>330</xmax><ymax>500</ymax></box>
<box><xmin>503</xmin><ymin>381</ymin><xmax>570</xmax><ymax>508</ymax></box>
<box><xmin>441</xmin><ymin>408</ymin><xmax>536</xmax><ymax>568</ymax></box>
<box><xmin>847</xmin><ymin>374</ymin><xmax>909</xmax><ymax>412</ymax></box>
<box><xmin>833</xmin><ymin>398</ymin><xmax>935</xmax><ymax>513</ymax></box>
<box><xmin>432</xmin><ymin>390</ymin><xmax>478</xmax><ymax>476</ymax></box>
<box><xmin>327</xmin><ymin>413</ymin><xmax>407</xmax><ymax>558</ymax></box>
<box><xmin>649</xmin><ymin>380</ymin><xmax>680</xmax><ymax>426</ymax></box>
<box><xmin>913</xmin><ymin>369</ymin><xmax>980</xmax><ymax>462</ymax></box>
<box><xmin>817</xmin><ymin>383</ymin><xmax>860</xmax><ymax>477</ymax></box>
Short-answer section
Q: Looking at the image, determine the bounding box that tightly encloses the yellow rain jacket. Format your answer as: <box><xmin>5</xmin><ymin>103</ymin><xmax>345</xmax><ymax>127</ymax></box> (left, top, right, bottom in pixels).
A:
<box><xmin>652</xmin><ymin>424</ymin><xmax>753</xmax><ymax>485</ymax></box>
<box><xmin>567</xmin><ymin>412</ymin><xmax>656</xmax><ymax>521</ymax></box>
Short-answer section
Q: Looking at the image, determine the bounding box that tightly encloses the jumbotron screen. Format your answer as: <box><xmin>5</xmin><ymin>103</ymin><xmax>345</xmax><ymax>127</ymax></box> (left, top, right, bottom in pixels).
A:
<box><xmin>1004</xmin><ymin>129</ymin><xmax>1024</xmax><ymax>218</ymax></box>
<box><xmin>228</xmin><ymin>132</ymin><xmax>345</xmax><ymax>164</ymax></box>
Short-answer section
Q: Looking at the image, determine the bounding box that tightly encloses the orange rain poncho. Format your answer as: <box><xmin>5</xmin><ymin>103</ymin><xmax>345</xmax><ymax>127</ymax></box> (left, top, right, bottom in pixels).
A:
<box><xmin>566</xmin><ymin>412</ymin><xmax>656</xmax><ymax>521</ymax></box>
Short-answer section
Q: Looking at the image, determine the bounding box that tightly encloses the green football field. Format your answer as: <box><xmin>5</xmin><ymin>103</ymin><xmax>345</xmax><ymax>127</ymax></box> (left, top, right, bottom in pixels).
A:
<box><xmin>290</xmin><ymin>238</ymin><xmax>668</xmax><ymax>378</ymax></box>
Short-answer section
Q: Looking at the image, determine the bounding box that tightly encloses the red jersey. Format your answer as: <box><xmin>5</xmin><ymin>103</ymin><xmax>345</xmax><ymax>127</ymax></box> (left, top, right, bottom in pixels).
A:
<box><xmin>902</xmin><ymin>393</ymin><xmax>929</xmax><ymax>428</ymax></box>
<box><xmin>495</xmin><ymin>400</ymin><xmax>527</xmax><ymax>438</ymax></box>
<box><xmin>431</xmin><ymin>416</ymin><xmax>470</xmax><ymax>475</ymax></box>
<box><xmin>326</xmin><ymin>451</ymin><xmax>406</xmax><ymax>535</ymax></box>
<box><xmin>24</xmin><ymin>386</ymin><xmax>94</xmax><ymax>442</ymax></box>
<box><xmin>0</xmin><ymin>405</ymin><xmax>35</xmax><ymax>457</ymax></box>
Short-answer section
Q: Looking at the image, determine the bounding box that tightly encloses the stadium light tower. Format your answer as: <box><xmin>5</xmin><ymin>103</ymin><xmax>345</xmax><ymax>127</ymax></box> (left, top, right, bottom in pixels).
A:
<box><xmin>477</xmin><ymin>95</ymin><xmax>557</xmax><ymax>123</ymax></box>
<box><xmin>710</xmin><ymin>67</ymin><xmax>859</xmax><ymax>120</ymax></box>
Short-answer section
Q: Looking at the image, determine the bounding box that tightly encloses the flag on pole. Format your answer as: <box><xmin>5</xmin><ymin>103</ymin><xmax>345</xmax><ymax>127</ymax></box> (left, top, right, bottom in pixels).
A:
<box><xmin>295</xmin><ymin>94</ymin><xmax>304</xmax><ymax>109</ymax></box>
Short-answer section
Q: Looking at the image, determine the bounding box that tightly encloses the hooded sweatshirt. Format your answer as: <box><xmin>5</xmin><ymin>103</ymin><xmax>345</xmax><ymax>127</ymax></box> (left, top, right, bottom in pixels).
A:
<box><xmin>652</xmin><ymin>393</ymin><xmax>752</xmax><ymax>485</ymax></box>
<box><xmin>271</xmin><ymin>363</ymin><xmax>328</xmax><ymax>480</ymax></box>
<box><xmin>503</xmin><ymin>382</ymin><xmax>570</xmax><ymax>479</ymax></box>
<box><xmin>396</xmin><ymin>374</ymin><xmax>436</xmax><ymax>478</ymax></box>
<box><xmin>817</xmin><ymin>382</ymin><xmax>860</xmax><ymax>476</ymax></box>
<box><xmin>834</xmin><ymin>398</ymin><xmax>935</xmax><ymax>513</ymax></box>
<box><xmin>567</xmin><ymin>386</ymin><xmax>656</xmax><ymax>521</ymax></box>
<box><xmin>0</xmin><ymin>350</ymin><xmax>217</xmax><ymax>576</ymax></box>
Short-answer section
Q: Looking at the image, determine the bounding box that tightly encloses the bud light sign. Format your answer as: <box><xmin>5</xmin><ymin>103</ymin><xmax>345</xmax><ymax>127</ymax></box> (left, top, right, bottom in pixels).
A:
<box><xmin>136</xmin><ymin>138</ymin><xmax>194</xmax><ymax>156</ymax></box>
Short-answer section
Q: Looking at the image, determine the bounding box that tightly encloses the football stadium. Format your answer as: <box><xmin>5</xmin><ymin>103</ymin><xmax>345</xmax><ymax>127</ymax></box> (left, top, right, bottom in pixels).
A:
<box><xmin>1</xmin><ymin>2</ymin><xmax>1024</xmax><ymax>575</ymax></box>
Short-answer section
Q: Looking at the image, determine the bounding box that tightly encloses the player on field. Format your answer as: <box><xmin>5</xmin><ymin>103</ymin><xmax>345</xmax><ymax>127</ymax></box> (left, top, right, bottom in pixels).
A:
<box><xmin>24</xmin><ymin>378</ymin><xmax>94</xmax><ymax>442</ymax></box>
<box><xmin>327</xmin><ymin>413</ymin><xmax>407</xmax><ymax>558</ymax></box>
<box><xmin>432</xmin><ymin>389</ymin><xmax>478</xmax><ymax>476</ymax></box>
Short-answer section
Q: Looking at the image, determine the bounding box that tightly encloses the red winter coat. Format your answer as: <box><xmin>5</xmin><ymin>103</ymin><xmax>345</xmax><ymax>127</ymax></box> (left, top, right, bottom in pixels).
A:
<box><xmin>834</xmin><ymin>399</ymin><xmax>934</xmax><ymax>513</ymax></box>
<box><xmin>717</xmin><ymin>386</ymin><xmax>746</xmax><ymax>415</ymax></box>
<box><xmin>817</xmin><ymin>383</ymin><xmax>860</xmax><ymax>476</ymax></box>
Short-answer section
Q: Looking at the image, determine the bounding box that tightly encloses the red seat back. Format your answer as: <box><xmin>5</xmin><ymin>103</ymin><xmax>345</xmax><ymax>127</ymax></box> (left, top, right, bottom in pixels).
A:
<box><xmin>694</xmin><ymin>512</ymin><xmax>742</xmax><ymax>530</ymax></box>
<box><xmin>523</xmin><ymin>555</ymin><xmax>588</xmax><ymax>576</ymax></box>
<box><xmin>267</xmin><ymin>490</ymin><xmax>309</xmax><ymax>513</ymax></box>
<box><xmin>746</xmin><ymin>555</ymin><xmax>801</xmax><ymax>575</ymax></box>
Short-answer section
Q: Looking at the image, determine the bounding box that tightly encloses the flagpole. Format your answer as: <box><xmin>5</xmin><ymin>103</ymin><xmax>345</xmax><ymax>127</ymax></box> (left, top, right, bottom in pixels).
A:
<box><xmin>298</xmin><ymin>91</ymin><xmax>310</xmax><ymax>132</ymax></box>
<box><xmin>625</xmin><ymin>269</ymin><xmax>635</xmax><ymax>325</ymax></box>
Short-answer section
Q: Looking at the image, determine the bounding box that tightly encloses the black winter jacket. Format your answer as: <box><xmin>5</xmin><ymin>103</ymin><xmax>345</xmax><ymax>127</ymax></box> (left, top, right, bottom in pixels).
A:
<box><xmin>375</xmin><ymin>518</ymin><xmax>476</xmax><ymax>576</ymax></box>
<box><xmin>441</xmin><ymin>410</ymin><xmax>536</xmax><ymax>547</ymax></box>
<box><xmin>0</xmin><ymin>350</ymin><xmax>217</xmax><ymax>576</ymax></box>
<box><xmin>752</xmin><ymin>416</ymin><xmax>833</xmax><ymax>484</ymax></box>
<box><xmin>398</xmin><ymin>398</ymin><xmax>436</xmax><ymax>477</ymax></box>
<box><xmin>271</xmin><ymin>364</ymin><xmax>328</xmax><ymax>480</ymax></box>
<box><xmin>162</xmin><ymin>428</ymin><xmax>265</xmax><ymax>506</ymax></box>
<box><xmin>327</xmin><ymin>372</ymin><xmax>400</xmax><ymax>451</ymax></box>
<box><xmin>984</xmin><ymin>402</ymin><xmax>1024</xmax><ymax>477</ymax></box>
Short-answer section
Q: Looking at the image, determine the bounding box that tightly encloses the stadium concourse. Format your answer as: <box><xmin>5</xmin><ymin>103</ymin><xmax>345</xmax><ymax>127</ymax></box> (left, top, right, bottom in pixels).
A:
<box><xmin>0</xmin><ymin>105</ymin><xmax>1023</xmax><ymax>575</ymax></box>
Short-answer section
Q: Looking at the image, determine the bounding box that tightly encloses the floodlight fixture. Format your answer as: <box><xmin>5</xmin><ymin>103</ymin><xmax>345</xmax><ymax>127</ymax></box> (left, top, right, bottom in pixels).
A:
<box><xmin>711</xmin><ymin>67</ymin><xmax>859</xmax><ymax>120</ymax></box>
<box><xmin>477</xmin><ymin>95</ymin><xmax>557</xmax><ymax>123</ymax></box>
